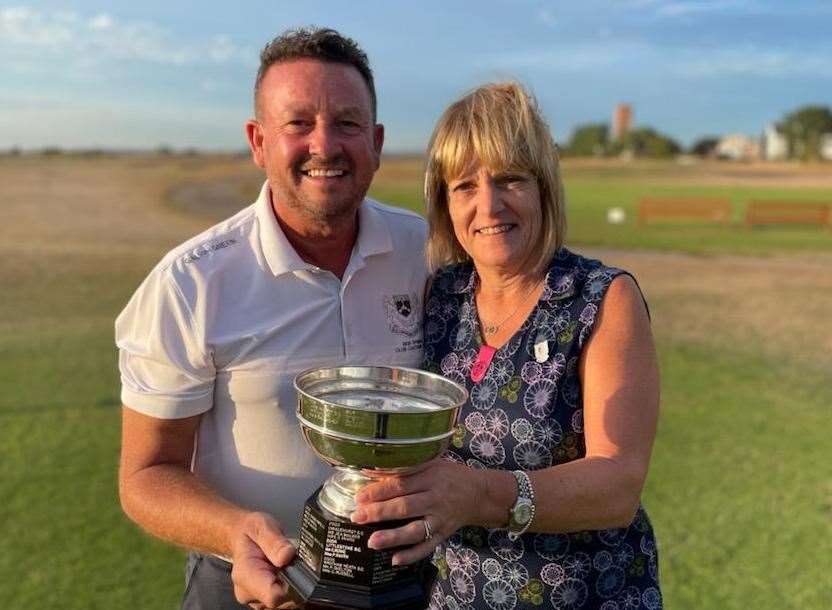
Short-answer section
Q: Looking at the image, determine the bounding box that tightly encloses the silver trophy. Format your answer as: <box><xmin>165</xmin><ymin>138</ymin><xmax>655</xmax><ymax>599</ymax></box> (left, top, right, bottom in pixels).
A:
<box><xmin>281</xmin><ymin>365</ymin><xmax>467</xmax><ymax>609</ymax></box>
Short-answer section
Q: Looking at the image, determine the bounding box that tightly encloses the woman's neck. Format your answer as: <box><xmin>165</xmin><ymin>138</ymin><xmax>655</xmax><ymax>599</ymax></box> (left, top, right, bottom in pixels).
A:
<box><xmin>474</xmin><ymin>267</ymin><xmax>547</xmax><ymax>347</ymax></box>
<box><xmin>476</xmin><ymin>266</ymin><xmax>544</xmax><ymax>302</ymax></box>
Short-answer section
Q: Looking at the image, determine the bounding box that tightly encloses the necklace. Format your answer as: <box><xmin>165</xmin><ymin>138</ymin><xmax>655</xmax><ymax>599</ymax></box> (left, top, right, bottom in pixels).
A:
<box><xmin>478</xmin><ymin>277</ymin><xmax>545</xmax><ymax>337</ymax></box>
<box><xmin>471</xmin><ymin>276</ymin><xmax>545</xmax><ymax>384</ymax></box>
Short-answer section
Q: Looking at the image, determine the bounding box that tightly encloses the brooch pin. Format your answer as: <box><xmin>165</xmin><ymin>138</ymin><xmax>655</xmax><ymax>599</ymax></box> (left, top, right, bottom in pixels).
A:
<box><xmin>533</xmin><ymin>334</ymin><xmax>549</xmax><ymax>363</ymax></box>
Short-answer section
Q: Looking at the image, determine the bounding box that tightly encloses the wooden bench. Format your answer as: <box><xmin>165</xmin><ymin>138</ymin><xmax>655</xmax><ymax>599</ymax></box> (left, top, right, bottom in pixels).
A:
<box><xmin>745</xmin><ymin>201</ymin><xmax>831</xmax><ymax>228</ymax></box>
<box><xmin>638</xmin><ymin>198</ymin><xmax>733</xmax><ymax>226</ymax></box>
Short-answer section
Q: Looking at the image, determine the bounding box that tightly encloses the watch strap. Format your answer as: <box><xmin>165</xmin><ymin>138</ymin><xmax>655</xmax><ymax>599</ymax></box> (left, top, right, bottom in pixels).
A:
<box><xmin>507</xmin><ymin>470</ymin><xmax>536</xmax><ymax>541</ymax></box>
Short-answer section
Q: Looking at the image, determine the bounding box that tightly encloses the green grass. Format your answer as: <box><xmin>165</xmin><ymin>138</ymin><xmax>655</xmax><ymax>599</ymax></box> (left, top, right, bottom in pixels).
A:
<box><xmin>0</xmin><ymin>400</ymin><xmax>184</xmax><ymax>610</ymax></box>
<box><xmin>369</xmin><ymin>165</ymin><xmax>832</xmax><ymax>256</ymax></box>
<box><xmin>647</xmin><ymin>341</ymin><xmax>832</xmax><ymax>609</ymax></box>
<box><xmin>0</xmin><ymin>253</ymin><xmax>186</xmax><ymax>609</ymax></box>
<box><xmin>565</xmin><ymin>180</ymin><xmax>832</xmax><ymax>255</ymax></box>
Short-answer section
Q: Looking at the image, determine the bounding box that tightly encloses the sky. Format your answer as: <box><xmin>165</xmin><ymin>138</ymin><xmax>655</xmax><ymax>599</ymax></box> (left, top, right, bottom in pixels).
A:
<box><xmin>1</xmin><ymin>0</ymin><xmax>830</xmax><ymax>152</ymax></box>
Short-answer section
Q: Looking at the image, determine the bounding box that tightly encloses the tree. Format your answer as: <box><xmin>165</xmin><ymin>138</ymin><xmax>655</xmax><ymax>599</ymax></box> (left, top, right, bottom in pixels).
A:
<box><xmin>565</xmin><ymin>123</ymin><xmax>609</xmax><ymax>157</ymax></box>
<box><xmin>778</xmin><ymin>105</ymin><xmax>832</xmax><ymax>161</ymax></box>
<box><xmin>690</xmin><ymin>136</ymin><xmax>719</xmax><ymax>157</ymax></box>
<box><xmin>609</xmin><ymin>128</ymin><xmax>681</xmax><ymax>158</ymax></box>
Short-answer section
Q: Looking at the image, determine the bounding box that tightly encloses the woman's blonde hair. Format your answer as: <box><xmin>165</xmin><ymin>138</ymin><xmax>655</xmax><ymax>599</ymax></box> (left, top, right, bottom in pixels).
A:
<box><xmin>424</xmin><ymin>82</ymin><xmax>565</xmax><ymax>275</ymax></box>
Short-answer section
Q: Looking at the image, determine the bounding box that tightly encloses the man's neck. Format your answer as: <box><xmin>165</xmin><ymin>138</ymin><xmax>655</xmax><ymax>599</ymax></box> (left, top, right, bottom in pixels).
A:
<box><xmin>272</xmin><ymin>202</ymin><xmax>359</xmax><ymax>280</ymax></box>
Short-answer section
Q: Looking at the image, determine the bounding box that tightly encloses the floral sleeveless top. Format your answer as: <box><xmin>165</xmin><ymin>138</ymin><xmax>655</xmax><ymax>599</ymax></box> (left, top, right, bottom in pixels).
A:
<box><xmin>423</xmin><ymin>249</ymin><xmax>662</xmax><ymax>610</ymax></box>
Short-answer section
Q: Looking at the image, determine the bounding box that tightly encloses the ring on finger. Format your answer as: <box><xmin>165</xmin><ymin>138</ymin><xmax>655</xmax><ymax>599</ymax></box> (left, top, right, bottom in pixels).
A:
<box><xmin>422</xmin><ymin>517</ymin><xmax>434</xmax><ymax>541</ymax></box>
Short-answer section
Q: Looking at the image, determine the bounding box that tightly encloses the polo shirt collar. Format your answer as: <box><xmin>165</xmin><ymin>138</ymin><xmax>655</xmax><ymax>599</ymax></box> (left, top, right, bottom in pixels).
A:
<box><xmin>256</xmin><ymin>182</ymin><xmax>309</xmax><ymax>276</ymax></box>
<box><xmin>355</xmin><ymin>197</ymin><xmax>393</xmax><ymax>259</ymax></box>
<box><xmin>255</xmin><ymin>181</ymin><xmax>393</xmax><ymax>277</ymax></box>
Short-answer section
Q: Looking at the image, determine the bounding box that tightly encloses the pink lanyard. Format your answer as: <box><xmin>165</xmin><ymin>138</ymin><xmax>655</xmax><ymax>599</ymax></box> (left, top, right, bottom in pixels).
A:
<box><xmin>470</xmin><ymin>345</ymin><xmax>497</xmax><ymax>383</ymax></box>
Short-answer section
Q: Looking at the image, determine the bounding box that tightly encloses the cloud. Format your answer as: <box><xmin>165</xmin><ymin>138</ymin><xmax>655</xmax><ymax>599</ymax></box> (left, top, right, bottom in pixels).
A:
<box><xmin>88</xmin><ymin>14</ymin><xmax>113</xmax><ymax>30</ymax></box>
<box><xmin>656</xmin><ymin>1</ymin><xmax>746</xmax><ymax>17</ymax></box>
<box><xmin>676</xmin><ymin>47</ymin><xmax>832</xmax><ymax>78</ymax></box>
<box><xmin>635</xmin><ymin>0</ymin><xmax>832</xmax><ymax>18</ymax></box>
<box><xmin>538</xmin><ymin>8</ymin><xmax>557</xmax><ymax>27</ymax></box>
<box><xmin>484</xmin><ymin>40</ymin><xmax>653</xmax><ymax>72</ymax></box>
<box><xmin>483</xmin><ymin>36</ymin><xmax>832</xmax><ymax>80</ymax></box>
<box><xmin>614</xmin><ymin>0</ymin><xmax>767</xmax><ymax>18</ymax></box>
<box><xmin>0</xmin><ymin>6</ymin><xmax>253</xmax><ymax>67</ymax></box>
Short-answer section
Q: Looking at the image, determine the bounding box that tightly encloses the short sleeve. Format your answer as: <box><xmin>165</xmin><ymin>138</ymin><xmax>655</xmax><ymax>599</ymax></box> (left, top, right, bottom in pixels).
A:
<box><xmin>115</xmin><ymin>266</ymin><xmax>215</xmax><ymax>418</ymax></box>
<box><xmin>576</xmin><ymin>267</ymin><xmax>643</xmax><ymax>349</ymax></box>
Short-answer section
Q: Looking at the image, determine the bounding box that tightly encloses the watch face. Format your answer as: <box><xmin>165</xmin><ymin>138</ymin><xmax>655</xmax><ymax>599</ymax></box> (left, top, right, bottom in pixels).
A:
<box><xmin>514</xmin><ymin>501</ymin><xmax>533</xmax><ymax>525</ymax></box>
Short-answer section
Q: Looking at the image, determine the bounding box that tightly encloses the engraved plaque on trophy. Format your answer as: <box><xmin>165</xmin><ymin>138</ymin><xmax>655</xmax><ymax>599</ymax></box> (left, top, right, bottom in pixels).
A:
<box><xmin>280</xmin><ymin>366</ymin><xmax>467</xmax><ymax>609</ymax></box>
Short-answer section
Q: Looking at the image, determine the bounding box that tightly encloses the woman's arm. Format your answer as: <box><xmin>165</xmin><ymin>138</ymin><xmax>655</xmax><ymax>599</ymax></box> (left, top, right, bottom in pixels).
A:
<box><xmin>528</xmin><ymin>273</ymin><xmax>660</xmax><ymax>531</ymax></box>
<box><xmin>352</xmin><ymin>274</ymin><xmax>660</xmax><ymax>564</ymax></box>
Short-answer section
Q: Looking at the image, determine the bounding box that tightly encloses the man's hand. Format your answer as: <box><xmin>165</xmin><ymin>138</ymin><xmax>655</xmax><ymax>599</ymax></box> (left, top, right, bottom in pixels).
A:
<box><xmin>230</xmin><ymin>512</ymin><xmax>298</xmax><ymax>610</ymax></box>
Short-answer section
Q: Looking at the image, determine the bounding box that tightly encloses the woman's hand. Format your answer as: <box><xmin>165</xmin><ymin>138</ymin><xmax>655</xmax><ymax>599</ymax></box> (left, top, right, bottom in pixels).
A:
<box><xmin>350</xmin><ymin>459</ymin><xmax>485</xmax><ymax>566</ymax></box>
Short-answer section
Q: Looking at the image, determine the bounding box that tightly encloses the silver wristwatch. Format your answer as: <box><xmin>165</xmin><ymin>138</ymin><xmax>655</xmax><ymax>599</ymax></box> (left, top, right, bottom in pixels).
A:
<box><xmin>507</xmin><ymin>470</ymin><xmax>536</xmax><ymax>541</ymax></box>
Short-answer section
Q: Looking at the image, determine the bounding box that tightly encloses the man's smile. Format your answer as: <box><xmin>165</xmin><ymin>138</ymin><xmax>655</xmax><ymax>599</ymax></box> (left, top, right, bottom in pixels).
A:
<box><xmin>301</xmin><ymin>168</ymin><xmax>346</xmax><ymax>178</ymax></box>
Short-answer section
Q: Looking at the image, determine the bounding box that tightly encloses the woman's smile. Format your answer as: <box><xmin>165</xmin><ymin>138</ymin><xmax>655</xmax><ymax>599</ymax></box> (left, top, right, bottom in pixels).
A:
<box><xmin>475</xmin><ymin>223</ymin><xmax>516</xmax><ymax>235</ymax></box>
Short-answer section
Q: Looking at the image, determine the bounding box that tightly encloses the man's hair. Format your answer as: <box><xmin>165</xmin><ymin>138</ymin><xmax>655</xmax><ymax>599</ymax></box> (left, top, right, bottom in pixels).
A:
<box><xmin>254</xmin><ymin>27</ymin><xmax>377</xmax><ymax>120</ymax></box>
<box><xmin>424</xmin><ymin>82</ymin><xmax>565</xmax><ymax>276</ymax></box>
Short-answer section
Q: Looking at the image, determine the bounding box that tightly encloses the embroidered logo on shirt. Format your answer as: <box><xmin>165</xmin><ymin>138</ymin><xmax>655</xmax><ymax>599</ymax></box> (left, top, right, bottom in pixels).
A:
<box><xmin>384</xmin><ymin>293</ymin><xmax>420</xmax><ymax>336</ymax></box>
<box><xmin>182</xmin><ymin>239</ymin><xmax>238</xmax><ymax>264</ymax></box>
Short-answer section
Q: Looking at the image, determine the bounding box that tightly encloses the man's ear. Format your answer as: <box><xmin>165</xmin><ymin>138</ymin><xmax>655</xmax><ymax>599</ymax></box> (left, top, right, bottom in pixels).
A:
<box><xmin>245</xmin><ymin>119</ymin><xmax>266</xmax><ymax>169</ymax></box>
<box><xmin>372</xmin><ymin>123</ymin><xmax>385</xmax><ymax>168</ymax></box>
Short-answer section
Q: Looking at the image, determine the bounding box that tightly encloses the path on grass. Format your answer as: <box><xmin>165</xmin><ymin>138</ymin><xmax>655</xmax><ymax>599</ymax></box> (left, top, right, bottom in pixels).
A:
<box><xmin>585</xmin><ymin>248</ymin><xmax>832</xmax><ymax>376</ymax></box>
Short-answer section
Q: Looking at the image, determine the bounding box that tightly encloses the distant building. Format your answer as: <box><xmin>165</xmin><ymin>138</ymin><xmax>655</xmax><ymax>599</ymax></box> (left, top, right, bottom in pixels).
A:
<box><xmin>763</xmin><ymin>124</ymin><xmax>788</xmax><ymax>161</ymax></box>
<box><xmin>612</xmin><ymin>103</ymin><xmax>632</xmax><ymax>140</ymax></box>
<box><xmin>716</xmin><ymin>134</ymin><xmax>761</xmax><ymax>161</ymax></box>
<box><xmin>820</xmin><ymin>134</ymin><xmax>832</xmax><ymax>161</ymax></box>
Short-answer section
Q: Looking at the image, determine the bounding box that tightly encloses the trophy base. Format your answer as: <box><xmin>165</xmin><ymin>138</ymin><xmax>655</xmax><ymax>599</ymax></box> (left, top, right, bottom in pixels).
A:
<box><xmin>281</xmin><ymin>490</ymin><xmax>436</xmax><ymax>609</ymax></box>
<box><xmin>282</xmin><ymin>556</ymin><xmax>436</xmax><ymax>609</ymax></box>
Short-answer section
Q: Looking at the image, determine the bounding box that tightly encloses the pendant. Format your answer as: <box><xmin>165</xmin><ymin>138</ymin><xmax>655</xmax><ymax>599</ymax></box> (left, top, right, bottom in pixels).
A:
<box><xmin>471</xmin><ymin>345</ymin><xmax>497</xmax><ymax>383</ymax></box>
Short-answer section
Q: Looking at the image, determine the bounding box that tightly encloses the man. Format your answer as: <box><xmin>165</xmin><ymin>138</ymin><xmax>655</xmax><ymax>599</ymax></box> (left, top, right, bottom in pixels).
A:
<box><xmin>116</xmin><ymin>28</ymin><xmax>428</xmax><ymax>609</ymax></box>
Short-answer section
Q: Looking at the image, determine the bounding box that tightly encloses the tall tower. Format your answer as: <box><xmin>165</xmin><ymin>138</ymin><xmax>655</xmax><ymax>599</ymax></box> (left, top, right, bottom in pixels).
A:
<box><xmin>612</xmin><ymin>103</ymin><xmax>632</xmax><ymax>140</ymax></box>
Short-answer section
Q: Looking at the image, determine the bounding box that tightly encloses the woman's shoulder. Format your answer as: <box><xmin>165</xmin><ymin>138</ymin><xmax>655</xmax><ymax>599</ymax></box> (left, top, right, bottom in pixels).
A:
<box><xmin>550</xmin><ymin>247</ymin><xmax>625</xmax><ymax>276</ymax></box>
<box><xmin>428</xmin><ymin>262</ymin><xmax>476</xmax><ymax>297</ymax></box>
<box><xmin>544</xmin><ymin>248</ymin><xmax>632</xmax><ymax>303</ymax></box>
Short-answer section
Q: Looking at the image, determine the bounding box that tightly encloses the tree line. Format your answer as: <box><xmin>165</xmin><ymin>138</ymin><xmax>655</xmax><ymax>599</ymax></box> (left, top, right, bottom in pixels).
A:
<box><xmin>563</xmin><ymin>105</ymin><xmax>832</xmax><ymax>160</ymax></box>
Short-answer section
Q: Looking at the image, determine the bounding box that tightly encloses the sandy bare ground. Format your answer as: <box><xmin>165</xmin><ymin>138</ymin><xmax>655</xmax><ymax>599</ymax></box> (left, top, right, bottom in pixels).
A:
<box><xmin>2</xmin><ymin>155</ymin><xmax>830</xmax><ymax>374</ymax></box>
<box><xmin>583</xmin><ymin>248</ymin><xmax>832</xmax><ymax>375</ymax></box>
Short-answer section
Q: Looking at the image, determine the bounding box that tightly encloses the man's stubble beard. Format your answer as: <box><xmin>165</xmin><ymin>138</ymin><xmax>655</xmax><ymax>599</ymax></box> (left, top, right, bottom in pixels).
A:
<box><xmin>276</xmin><ymin>184</ymin><xmax>365</xmax><ymax>229</ymax></box>
<box><xmin>272</xmin><ymin>153</ymin><xmax>373</xmax><ymax>228</ymax></box>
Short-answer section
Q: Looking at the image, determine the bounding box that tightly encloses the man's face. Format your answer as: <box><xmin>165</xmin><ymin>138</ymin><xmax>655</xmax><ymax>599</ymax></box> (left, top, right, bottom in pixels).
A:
<box><xmin>246</xmin><ymin>59</ymin><xmax>384</xmax><ymax>229</ymax></box>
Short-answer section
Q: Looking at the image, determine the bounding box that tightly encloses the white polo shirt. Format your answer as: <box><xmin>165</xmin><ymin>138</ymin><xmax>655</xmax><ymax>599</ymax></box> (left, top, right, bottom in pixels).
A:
<box><xmin>116</xmin><ymin>182</ymin><xmax>428</xmax><ymax>536</ymax></box>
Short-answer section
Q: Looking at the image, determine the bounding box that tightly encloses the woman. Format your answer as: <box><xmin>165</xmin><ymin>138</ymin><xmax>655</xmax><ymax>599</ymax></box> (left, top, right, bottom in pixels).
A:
<box><xmin>350</xmin><ymin>82</ymin><xmax>662</xmax><ymax>609</ymax></box>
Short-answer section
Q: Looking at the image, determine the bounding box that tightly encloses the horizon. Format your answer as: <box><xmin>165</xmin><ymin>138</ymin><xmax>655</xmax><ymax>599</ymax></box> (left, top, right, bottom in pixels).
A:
<box><xmin>2</xmin><ymin>1</ymin><xmax>830</xmax><ymax>152</ymax></box>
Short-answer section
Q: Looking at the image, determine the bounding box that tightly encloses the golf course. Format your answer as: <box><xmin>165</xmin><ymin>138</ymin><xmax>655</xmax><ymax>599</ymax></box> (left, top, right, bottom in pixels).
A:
<box><xmin>2</xmin><ymin>153</ymin><xmax>830</xmax><ymax>609</ymax></box>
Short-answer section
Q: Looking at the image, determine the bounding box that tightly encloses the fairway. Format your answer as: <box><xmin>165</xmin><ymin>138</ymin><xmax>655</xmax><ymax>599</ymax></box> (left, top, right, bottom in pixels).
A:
<box><xmin>1</xmin><ymin>154</ymin><xmax>830</xmax><ymax>609</ymax></box>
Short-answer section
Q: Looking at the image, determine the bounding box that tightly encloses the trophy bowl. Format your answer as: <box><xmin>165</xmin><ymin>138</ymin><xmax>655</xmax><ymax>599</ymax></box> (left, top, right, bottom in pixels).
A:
<box><xmin>295</xmin><ymin>365</ymin><xmax>468</xmax><ymax>517</ymax></box>
<box><xmin>284</xmin><ymin>365</ymin><xmax>467</xmax><ymax>609</ymax></box>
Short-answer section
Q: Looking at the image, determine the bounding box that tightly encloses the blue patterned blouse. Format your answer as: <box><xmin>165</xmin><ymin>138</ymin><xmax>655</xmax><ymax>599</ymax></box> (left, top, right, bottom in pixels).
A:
<box><xmin>423</xmin><ymin>248</ymin><xmax>662</xmax><ymax>610</ymax></box>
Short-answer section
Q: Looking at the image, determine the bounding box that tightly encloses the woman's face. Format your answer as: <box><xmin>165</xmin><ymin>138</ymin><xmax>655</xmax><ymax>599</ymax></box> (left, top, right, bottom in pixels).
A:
<box><xmin>446</xmin><ymin>164</ymin><xmax>542</xmax><ymax>276</ymax></box>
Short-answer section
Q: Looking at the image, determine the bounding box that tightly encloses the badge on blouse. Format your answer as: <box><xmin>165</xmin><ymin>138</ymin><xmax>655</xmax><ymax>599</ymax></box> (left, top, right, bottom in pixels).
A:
<box><xmin>534</xmin><ymin>335</ymin><xmax>549</xmax><ymax>363</ymax></box>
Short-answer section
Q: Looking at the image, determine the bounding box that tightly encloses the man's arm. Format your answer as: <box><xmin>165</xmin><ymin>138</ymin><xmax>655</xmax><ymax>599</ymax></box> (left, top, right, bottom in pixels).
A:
<box><xmin>118</xmin><ymin>406</ymin><xmax>296</xmax><ymax>607</ymax></box>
